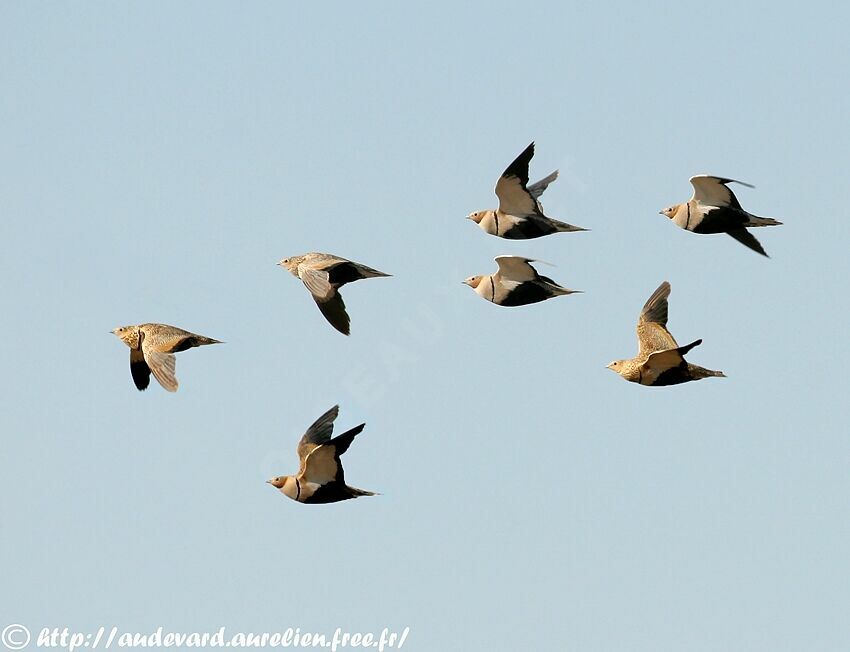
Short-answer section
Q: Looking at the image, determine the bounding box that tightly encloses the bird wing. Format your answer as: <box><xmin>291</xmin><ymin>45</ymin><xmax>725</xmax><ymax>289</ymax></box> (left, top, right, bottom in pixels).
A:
<box><xmin>636</xmin><ymin>281</ymin><xmax>677</xmax><ymax>357</ymax></box>
<box><xmin>639</xmin><ymin>339</ymin><xmax>702</xmax><ymax>384</ymax></box>
<box><xmin>301</xmin><ymin>445</ymin><xmax>341</xmax><ymax>486</ymax></box>
<box><xmin>141</xmin><ymin>342</ymin><xmax>178</xmax><ymax>392</ymax></box>
<box><xmin>129</xmin><ymin>348</ymin><xmax>151</xmax><ymax>391</ymax></box>
<box><xmin>299</xmin><ymin>267</ymin><xmax>352</xmax><ymax>334</ymax></box>
<box><xmin>638</xmin><ymin>281</ymin><xmax>670</xmax><ymax>327</ymax></box>
<box><xmin>639</xmin><ymin>348</ymin><xmax>687</xmax><ymax>384</ymax></box>
<box><xmin>727</xmin><ymin>228</ymin><xmax>769</xmax><ymax>257</ymax></box>
<box><xmin>297</xmin><ymin>405</ymin><xmax>339</xmax><ymax>463</ymax></box>
<box><xmin>494</xmin><ymin>255</ymin><xmax>539</xmax><ymax>282</ymax></box>
<box><xmin>299</xmin><ymin>266</ymin><xmax>334</xmax><ymax>299</ymax></box>
<box><xmin>301</xmin><ymin>423</ymin><xmax>365</xmax><ymax>485</ymax></box>
<box><xmin>689</xmin><ymin>175</ymin><xmax>753</xmax><ymax>210</ymax></box>
<box><xmin>495</xmin><ymin>142</ymin><xmax>539</xmax><ymax>216</ymax></box>
<box><xmin>313</xmin><ymin>292</ymin><xmax>351</xmax><ymax>335</ymax></box>
<box><xmin>637</xmin><ymin>323</ymin><xmax>678</xmax><ymax>358</ymax></box>
<box><xmin>527</xmin><ymin>170</ymin><xmax>559</xmax><ymax>200</ymax></box>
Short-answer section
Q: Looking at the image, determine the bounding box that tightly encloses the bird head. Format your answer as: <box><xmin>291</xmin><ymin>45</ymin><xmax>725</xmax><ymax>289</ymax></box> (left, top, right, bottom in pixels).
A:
<box><xmin>111</xmin><ymin>325</ymin><xmax>141</xmax><ymax>348</ymax></box>
<box><xmin>277</xmin><ymin>257</ymin><xmax>302</xmax><ymax>276</ymax></box>
<box><xmin>466</xmin><ymin>211</ymin><xmax>485</xmax><ymax>224</ymax></box>
<box><xmin>463</xmin><ymin>276</ymin><xmax>484</xmax><ymax>289</ymax></box>
<box><xmin>659</xmin><ymin>205</ymin><xmax>679</xmax><ymax>219</ymax></box>
<box><xmin>606</xmin><ymin>360</ymin><xmax>625</xmax><ymax>374</ymax></box>
<box><xmin>266</xmin><ymin>475</ymin><xmax>287</xmax><ymax>489</ymax></box>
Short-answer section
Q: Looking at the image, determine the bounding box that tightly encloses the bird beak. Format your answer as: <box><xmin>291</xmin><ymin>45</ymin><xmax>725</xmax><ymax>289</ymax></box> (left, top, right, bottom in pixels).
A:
<box><xmin>265</xmin><ymin>479</ymin><xmax>273</xmax><ymax>484</ymax></box>
<box><xmin>658</xmin><ymin>210</ymin><xmax>664</xmax><ymax>215</ymax></box>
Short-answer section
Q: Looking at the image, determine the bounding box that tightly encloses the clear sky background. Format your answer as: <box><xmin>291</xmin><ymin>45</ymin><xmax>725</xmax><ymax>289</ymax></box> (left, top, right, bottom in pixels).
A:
<box><xmin>2</xmin><ymin>2</ymin><xmax>849</xmax><ymax>651</ymax></box>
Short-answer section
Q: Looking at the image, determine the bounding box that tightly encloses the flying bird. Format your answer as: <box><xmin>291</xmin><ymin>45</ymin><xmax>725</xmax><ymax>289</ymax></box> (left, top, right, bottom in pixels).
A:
<box><xmin>660</xmin><ymin>175</ymin><xmax>782</xmax><ymax>256</ymax></box>
<box><xmin>606</xmin><ymin>281</ymin><xmax>725</xmax><ymax>386</ymax></box>
<box><xmin>267</xmin><ymin>405</ymin><xmax>376</xmax><ymax>504</ymax></box>
<box><xmin>463</xmin><ymin>256</ymin><xmax>580</xmax><ymax>307</ymax></box>
<box><xmin>467</xmin><ymin>142</ymin><xmax>587</xmax><ymax>239</ymax></box>
<box><xmin>111</xmin><ymin>323</ymin><xmax>221</xmax><ymax>392</ymax></box>
<box><xmin>278</xmin><ymin>252</ymin><xmax>390</xmax><ymax>335</ymax></box>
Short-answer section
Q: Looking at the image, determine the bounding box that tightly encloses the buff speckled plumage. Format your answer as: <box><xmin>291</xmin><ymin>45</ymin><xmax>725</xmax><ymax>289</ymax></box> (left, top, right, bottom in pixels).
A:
<box><xmin>277</xmin><ymin>252</ymin><xmax>390</xmax><ymax>335</ymax></box>
<box><xmin>111</xmin><ymin>323</ymin><xmax>221</xmax><ymax>392</ymax></box>
<box><xmin>606</xmin><ymin>282</ymin><xmax>725</xmax><ymax>386</ymax></box>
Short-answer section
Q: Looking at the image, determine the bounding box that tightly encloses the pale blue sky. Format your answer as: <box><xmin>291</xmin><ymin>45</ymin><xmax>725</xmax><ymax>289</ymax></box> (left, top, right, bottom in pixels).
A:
<box><xmin>2</xmin><ymin>2</ymin><xmax>849</xmax><ymax>650</ymax></box>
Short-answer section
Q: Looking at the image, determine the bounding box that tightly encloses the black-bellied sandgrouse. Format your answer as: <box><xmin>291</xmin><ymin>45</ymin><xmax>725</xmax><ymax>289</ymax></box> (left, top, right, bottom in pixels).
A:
<box><xmin>467</xmin><ymin>142</ymin><xmax>587</xmax><ymax>239</ymax></box>
<box><xmin>267</xmin><ymin>405</ymin><xmax>376</xmax><ymax>505</ymax></box>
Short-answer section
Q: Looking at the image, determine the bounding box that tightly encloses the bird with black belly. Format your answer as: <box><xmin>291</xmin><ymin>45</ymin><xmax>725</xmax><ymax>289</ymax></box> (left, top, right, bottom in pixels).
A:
<box><xmin>660</xmin><ymin>175</ymin><xmax>782</xmax><ymax>257</ymax></box>
<box><xmin>606</xmin><ymin>282</ymin><xmax>725</xmax><ymax>386</ymax></box>
<box><xmin>467</xmin><ymin>142</ymin><xmax>587</xmax><ymax>239</ymax></box>
<box><xmin>267</xmin><ymin>405</ymin><xmax>377</xmax><ymax>505</ymax></box>
<box><xmin>463</xmin><ymin>256</ymin><xmax>580</xmax><ymax>307</ymax></box>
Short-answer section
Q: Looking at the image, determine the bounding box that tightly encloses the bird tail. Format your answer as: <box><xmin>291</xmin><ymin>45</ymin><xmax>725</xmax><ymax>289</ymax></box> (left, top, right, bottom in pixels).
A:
<box><xmin>745</xmin><ymin>214</ymin><xmax>782</xmax><ymax>228</ymax></box>
<box><xmin>540</xmin><ymin>276</ymin><xmax>581</xmax><ymax>296</ymax></box>
<box><xmin>553</xmin><ymin>286</ymin><xmax>582</xmax><ymax>296</ymax></box>
<box><xmin>356</xmin><ymin>265</ymin><xmax>392</xmax><ymax>279</ymax></box>
<box><xmin>551</xmin><ymin>217</ymin><xmax>588</xmax><ymax>233</ymax></box>
<box><xmin>347</xmin><ymin>485</ymin><xmax>378</xmax><ymax>498</ymax></box>
<box><xmin>194</xmin><ymin>336</ymin><xmax>223</xmax><ymax>346</ymax></box>
<box><xmin>689</xmin><ymin>364</ymin><xmax>726</xmax><ymax>379</ymax></box>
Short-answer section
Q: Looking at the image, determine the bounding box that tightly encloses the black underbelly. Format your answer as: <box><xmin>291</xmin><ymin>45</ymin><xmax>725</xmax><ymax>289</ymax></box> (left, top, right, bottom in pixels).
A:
<box><xmin>500</xmin><ymin>282</ymin><xmax>551</xmax><ymax>307</ymax></box>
